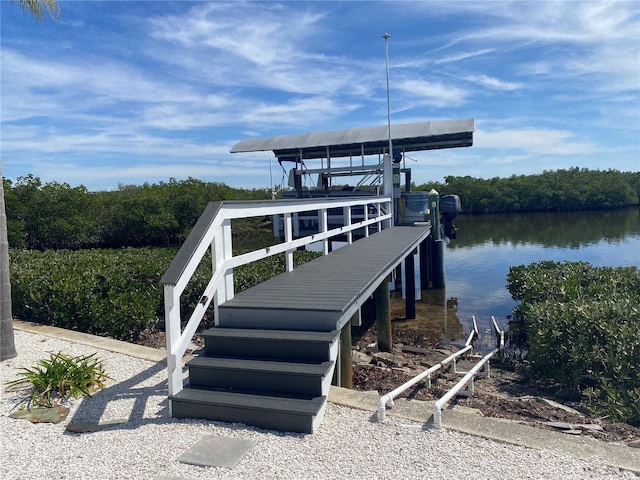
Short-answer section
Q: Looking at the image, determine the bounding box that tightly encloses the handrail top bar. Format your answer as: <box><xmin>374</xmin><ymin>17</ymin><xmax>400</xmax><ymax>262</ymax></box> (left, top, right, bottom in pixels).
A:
<box><xmin>160</xmin><ymin>196</ymin><xmax>392</xmax><ymax>287</ymax></box>
<box><xmin>160</xmin><ymin>201</ymin><xmax>223</xmax><ymax>287</ymax></box>
<box><xmin>211</xmin><ymin>196</ymin><xmax>391</xmax><ymax>212</ymax></box>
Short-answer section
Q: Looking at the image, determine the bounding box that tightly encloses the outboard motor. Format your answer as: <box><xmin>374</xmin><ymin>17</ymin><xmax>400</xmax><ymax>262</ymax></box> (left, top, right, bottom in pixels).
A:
<box><xmin>440</xmin><ymin>195</ymin><xmax>461</xmax><ymax>240</ymax></box>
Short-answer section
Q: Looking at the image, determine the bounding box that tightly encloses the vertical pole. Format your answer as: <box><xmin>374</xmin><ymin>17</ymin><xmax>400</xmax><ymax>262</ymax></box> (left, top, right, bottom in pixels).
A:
<box><xmin>339</xmin><ymin>320</ymin><xmax>353</xmax><ymax>388</ymax></box>
<box><xmin>405</xmin><ymin>251</ymin><xmax>416</xmax><ymax>319</ymax></box>
<box><xmin>212</xmin><ymin>232</ymin><xmax>224</xmax><ymax>324</ymax></box>
<box><xmin>382</xmin><ymin>33</ymin><xmax>394</xmax><ymax>225</ymax></box>
<box><xmin>344</xmin><ymin>206</ymin><xmax>353</xmax><ymax>244</ymax></box>
<box><xmin>284</xmin><ymin>212</ymin><xmax>294</xmax><ymax>272</ymax></box>
<box><xmin>222</xmin><ymin>218</ymin><xmax>234</xmax><ymax>301</ymax></box>
<box><xmin>419</xmin><ymin>238</ymin><xmax>430</xmax><ymax>289</ymax></box>
<box><xmin>428</xmin><ymin>189</ymin><xmax>445</xmax><ymax>289</ymax></box>
<box><xmin>432</xmin><ymin>239</ymin><xmax>445</xmax><ymax>289</ymax></box>
<box><xmin>394</xmin><ymin>263</ymin><xmax>402</xmax><ymax>293</ymax></box>
<box><xmin>364</xmin><ymin>203</ymin><xmax>370</xmax><ymax>238</ymax></box>
<box><xmin>319</xmin><ymin>208</ymin><xmax>329</xmax><ymax>255</ymax></box>
<box><xmin>164</xmin><ymin>285</ymin><xmax>183</xmax><ymax>401</ymax></box>
<box><xmin>374</xmin><ymin>280</ymin><xmax>392</xmax><ymax>352</ymax></box>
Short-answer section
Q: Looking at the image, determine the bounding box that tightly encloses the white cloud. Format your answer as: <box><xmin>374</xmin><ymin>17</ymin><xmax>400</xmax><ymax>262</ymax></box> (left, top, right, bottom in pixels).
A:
<box><xmin>434</xmin><ymin>48</ymin><xmax>496</xmax><ymax>65</ymax></box>
<box><xmin>394</xmin><ymin>79</ymin><xmax>468</xmax><ymax>108</ymax></box>
<box><xmin>435</xmin><ymin>1</ymin><xmax>639</xmax><ymax>93</ymax></box>
<box><xmin>462</xmin><ymin>74</ymin><xmax>521</xmax><ymax>91</ymax></box>
<box><xmin>475</xmin><ymin>127</ymin><xmax>598</xmax><ymax>156</ymax></box>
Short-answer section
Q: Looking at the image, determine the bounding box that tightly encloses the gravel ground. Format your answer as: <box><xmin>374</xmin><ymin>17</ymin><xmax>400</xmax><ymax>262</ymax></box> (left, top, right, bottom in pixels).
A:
<box><xmin>0</xmin><ymin>330</ymin><xmax>635</xmax><ymax>480</ymax></box>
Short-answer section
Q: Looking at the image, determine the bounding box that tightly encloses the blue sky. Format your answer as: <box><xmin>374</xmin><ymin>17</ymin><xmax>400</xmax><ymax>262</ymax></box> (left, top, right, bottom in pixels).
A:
<box><xmin>1</xmin><ymin>0</ymin><xmax>639</xmax><ymax>191</ymax></box>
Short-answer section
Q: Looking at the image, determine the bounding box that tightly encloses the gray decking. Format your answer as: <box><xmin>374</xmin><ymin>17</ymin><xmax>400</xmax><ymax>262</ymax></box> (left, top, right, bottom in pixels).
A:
<box><xmin>172</xmin><ymin>223</ymin><xmax>431</xmax><ymax>433</ymax></box>
<box><xmin>218</xmin><ymin>224</ymin><xmax>431</xmax><ymax>332</ymax></box>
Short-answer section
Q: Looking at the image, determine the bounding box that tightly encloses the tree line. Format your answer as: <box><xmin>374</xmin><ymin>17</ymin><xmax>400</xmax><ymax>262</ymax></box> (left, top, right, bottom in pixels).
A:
<box><xmin>3</xmin><ymin>175</ymin><xmax>272</xmax><ymax>250</ymax></box>
<box><xmin>4</xmin><ymin>168</ymin><xmax>639</xmax><ymax>250</ymax></box>
<box><xmin>415</xmin><ymin>168</ymin><xmax>639</xmax><ymax>214</ymax></box>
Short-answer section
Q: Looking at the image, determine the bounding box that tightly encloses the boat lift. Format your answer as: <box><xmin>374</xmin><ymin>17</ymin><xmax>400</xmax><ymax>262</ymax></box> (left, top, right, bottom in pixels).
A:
<box><xmin>377</xmin><ymin>315</ymin><xmax>505</xmax><ymax>427</ymax></box>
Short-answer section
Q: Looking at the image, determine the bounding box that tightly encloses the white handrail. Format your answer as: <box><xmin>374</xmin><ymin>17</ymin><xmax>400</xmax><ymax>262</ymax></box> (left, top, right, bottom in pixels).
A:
<box><xmin>161</xmin><ymin>196</ymin><xmax>392</xmax><ymax>401</ymax></box>
<box><xmin>433</xmin><ymin>348</ymin><xmax>499</xmax><ymax>429</ymax></box>
<box><xmin>377</xmin><ymin>344</ymin><xmax>472</xmax><ymax>422</ymax></box>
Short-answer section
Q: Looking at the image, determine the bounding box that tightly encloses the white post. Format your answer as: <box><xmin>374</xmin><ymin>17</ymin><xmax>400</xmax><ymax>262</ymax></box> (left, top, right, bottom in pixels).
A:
<box><xmin>164</xmin><ymin>285</ymin><xmax>183</xmax><ymax>400</ymax></box>
<box><xmin>344</xmin><ymin>206</ymin><xmax>353</xmax><ymax>244</ymax></box>
<box><xmin>364</xmin><ymin>203</ymin><xmax>370</xmax><ymax>237</ymax></box>
<box><xmin>285</xmin><ymin>212</ymin><xmax>294</xmax><ymax>272</ymax></box>
<box><xmin>212</xmin><ymin>228</ymin><xmax>225</xmax><ymax>324</ymax></box>
<box><xmin>319</xmin><ymin>208</ymin><xmax>329</xmax><ymax>255</ymax></box>
<box><xmin>221</xmin><ymin>218</ymin><xmax>234</xmax><ymax>301</ymax></box>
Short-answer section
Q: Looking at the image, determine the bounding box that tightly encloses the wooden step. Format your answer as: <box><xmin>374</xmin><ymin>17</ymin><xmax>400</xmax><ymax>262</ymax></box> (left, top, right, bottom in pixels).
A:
<box><xmin>187</xmin><ymin>357</ymin><xmax>334</xmax><ymax>397</ymax></box>
<box><xmin>202</xmin><ymin>327</ymin><xmax>339</xmax><ymax>362</ymax></box>
<box><xmin>170</xmin><ymin>387</ymin><xmax>327</xmax><ymax>433</ymax></box>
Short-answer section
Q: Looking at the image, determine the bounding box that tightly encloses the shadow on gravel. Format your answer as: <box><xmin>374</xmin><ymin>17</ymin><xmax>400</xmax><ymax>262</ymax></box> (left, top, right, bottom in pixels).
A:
<box><xmin>66</xmin><ymin>360</ymin><xmax>173</xmax><ymax>432</ymax></box>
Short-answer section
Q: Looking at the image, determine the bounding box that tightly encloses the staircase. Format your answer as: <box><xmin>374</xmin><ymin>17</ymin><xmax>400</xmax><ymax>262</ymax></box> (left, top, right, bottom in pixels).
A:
<box><xmin>169</xmin><ymin>327</ymin><xmax>339</xmax><ymax>434</ymax></box>
<box><xmin>160</xmin><ymin>199</ymin><xmax>429</xmax><ymax>435</ymax></box>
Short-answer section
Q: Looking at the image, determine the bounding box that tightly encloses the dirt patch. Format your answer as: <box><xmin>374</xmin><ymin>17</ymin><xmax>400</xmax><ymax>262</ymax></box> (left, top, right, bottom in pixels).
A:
<box><xmin>351</xmin><ymin>323</ymin><xmax>640</xmax><ymax>444</ymax></box>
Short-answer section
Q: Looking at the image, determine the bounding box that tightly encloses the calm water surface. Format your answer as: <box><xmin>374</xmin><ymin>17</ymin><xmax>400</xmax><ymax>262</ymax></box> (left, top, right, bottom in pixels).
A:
<box><xmin>392</xmin><ymin>207</ymin><xmax>639</xmax><ymax>347</ymax></box>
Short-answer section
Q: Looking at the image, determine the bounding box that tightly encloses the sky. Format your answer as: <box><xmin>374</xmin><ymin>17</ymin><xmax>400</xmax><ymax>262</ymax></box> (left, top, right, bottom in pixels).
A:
<box><xmin>1</xmin><ymin>0</ymin><xmax>639</xmax><ymax>192</ymax></box>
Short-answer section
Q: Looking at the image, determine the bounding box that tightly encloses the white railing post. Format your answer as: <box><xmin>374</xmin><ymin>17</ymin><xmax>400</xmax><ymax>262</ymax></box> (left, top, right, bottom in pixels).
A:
<box><xmin>364</xmin><ymin>204</ymin><xmax>370</xmax><ymax>237</ymax></box>
<box><xmin>319</xmin><ymin>208</ymin><xmax>329</xmax><ymax>255</ymax></box>
<box><xmin>164</xmin><ymin>285</ymin><xmax>183</xmax><ymax>400</ymax></box>
<box><xmin>212</xmin><ymin>226</ymin><xmax>225</xmax><ymax>324</ymax></box>
<box><xmin>222</xmin><ymin>218</ymin><xmax>234</xmax><ymax>301</ymax></box>
<box><xmin>344</xmin><ymin>206</ymin><xmax>353</xmax><ymax>244</ymax></box>
<box><xmin>285</xmin><ymin>212</ymin><xmax>294</xmax><ymax>272</ymax></box>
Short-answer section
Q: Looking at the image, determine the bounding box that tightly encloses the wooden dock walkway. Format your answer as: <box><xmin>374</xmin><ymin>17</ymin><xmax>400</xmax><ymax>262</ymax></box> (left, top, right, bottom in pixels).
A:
<box><xmin>170</xmin><ymin>223</ymin><xmax>432</xmax><ymax>433</ymax></box>
<box><xmin>217</xmin><ymin>224</ymin><xmax>431</xmax><ymax>332</ymax></box>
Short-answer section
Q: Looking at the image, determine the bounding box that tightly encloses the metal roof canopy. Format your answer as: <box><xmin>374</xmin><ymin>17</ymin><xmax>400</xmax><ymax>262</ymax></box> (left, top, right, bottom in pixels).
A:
<box><xmin>230</xmin><ymin>118</ymin><xmax>474</xmax><ymax>161</ymax></box>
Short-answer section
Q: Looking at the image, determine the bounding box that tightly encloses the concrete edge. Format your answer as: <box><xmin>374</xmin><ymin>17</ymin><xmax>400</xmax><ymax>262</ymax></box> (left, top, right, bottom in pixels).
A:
<box><xmin>328</xmin><ymin>386</ymin><xmax>640</xmax><ymax>474</ymax></box>
<box><xmin>13</xmin><ymin>320</ymin><xmax>168</xmax><ymax>363</ymax></box>
<box><xmin>11</xmin><ymin>321</ymin><xmax>639</xmax><ymax>474</ymax></box>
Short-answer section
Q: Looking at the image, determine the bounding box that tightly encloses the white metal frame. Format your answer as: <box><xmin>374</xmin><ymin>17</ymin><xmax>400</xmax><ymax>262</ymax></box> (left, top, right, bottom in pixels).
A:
<box><xmin>377</xmin><ymin>314</ymin><xmax>506</xmax><ymax>426</ymax></box>
<box><xmin>162</xmin><ymin>196</ymin><xmax>392</xmax><ymax>402</ymax></box>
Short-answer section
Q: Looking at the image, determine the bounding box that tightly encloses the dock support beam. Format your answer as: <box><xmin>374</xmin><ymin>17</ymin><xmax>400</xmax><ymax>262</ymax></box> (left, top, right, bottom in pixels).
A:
<box><xmin>428</xmin><ymin>189</ymin><xmax>445</xmax><ymax>289</ymax></box>
<box><xmin>374</xmin><ymin>279</ymin><xmax>392</xmax><ymax>352</ymax></box>
<box><xmin>339</xmin><ymin>319</ymin><xmax>353</xmax><ymax>388</ymax></box>
<box><xmin>405</xmin><ymin>251</ymin><xmax>416</xmax><ymax>319</ymax></box>
<box><xmin>419</xmin><ymin>238</ymin><xmax>430</xmax><ymax>288</ymax></box>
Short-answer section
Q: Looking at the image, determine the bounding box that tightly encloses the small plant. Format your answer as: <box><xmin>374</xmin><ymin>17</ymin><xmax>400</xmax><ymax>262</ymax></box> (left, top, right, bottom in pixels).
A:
<box><xmin>5</xmin><ymin>352</ymin><xmax>112</xmax><ymax>408</ymax></box>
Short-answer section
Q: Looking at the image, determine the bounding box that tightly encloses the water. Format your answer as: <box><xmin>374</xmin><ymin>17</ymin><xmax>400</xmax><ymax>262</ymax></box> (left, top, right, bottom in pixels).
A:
<box><xmin>391</xmin><ymin>207</ymin><xmax>640</xmax><ymax>347</ymax></box>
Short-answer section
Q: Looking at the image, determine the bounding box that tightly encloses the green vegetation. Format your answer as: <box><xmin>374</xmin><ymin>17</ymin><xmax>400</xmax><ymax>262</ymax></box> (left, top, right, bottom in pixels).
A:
<box><xmin>4</xmin><ymin>168</ymin><xmax>638</xmax><ymax>250</ymax></box>
<box><xmin>9</xmin><ymin>247</ymin><xmax>320</xmax><ymax>343</ymax></box>
<box><xmin>415</xmin><ymin>168</ymin><xmax>639</xmax><ymax>213</ymax></box>
<box><xmin>3</xmin><ymin>175</ymin><xmax>272</xmax><ymax>249</ymax></box>
<box><xmin>5</xmin><ymin>352</ymin><xmax>110</xmax><ymax>408</ymax></box>
<box><xmin>5</xmin><ymin>170</ymin><xmax>638</xmax><ymax>423</ymax></box>
<box><xmin>507</xmin><ymin>261</ymin><xmax>640</xmax><ymax>425</ymax></box>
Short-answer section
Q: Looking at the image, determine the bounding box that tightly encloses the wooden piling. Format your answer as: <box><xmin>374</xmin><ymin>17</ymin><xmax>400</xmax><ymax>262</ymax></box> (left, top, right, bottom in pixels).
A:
<box><xmin>431</xmin><ymin>238</ymin><xmax>445</xmax><ymax>289</ymax></box>
<box><xmin>339</xmin><ymin>319</ymin><xmax>353</xmax><ymax>388</ymax></box>
<box><xmin>428</xmin><ymin>189</ymin><xmax>445</xmax><ymax>289</ymax></box>
<box><xmin>374</xmin><ymin>280</ymin><xmax>392</xmax><ymax>352</ymax></box>
<box><xmin>405</xmin><ymin>251</ymin><xmax>416</xmax><ymax>319</ymax></box>
<box><xmin>419</xmin><ymin>238</ymin><xmax>430</xmax><ymax>288</ymax></box>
